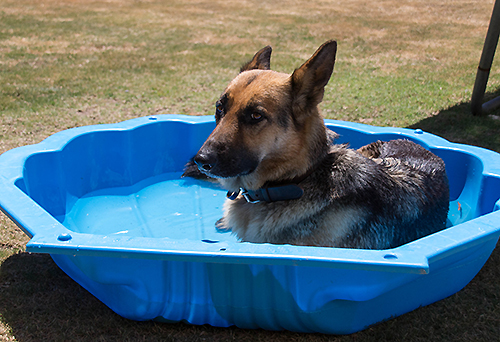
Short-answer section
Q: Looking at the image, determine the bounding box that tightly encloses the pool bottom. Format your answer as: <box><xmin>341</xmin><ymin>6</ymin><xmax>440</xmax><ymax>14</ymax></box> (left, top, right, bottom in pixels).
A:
<box><xmin>50</xmin><ymin>235</ymin><xmax>497</xmax><ymax>335</ymax></box>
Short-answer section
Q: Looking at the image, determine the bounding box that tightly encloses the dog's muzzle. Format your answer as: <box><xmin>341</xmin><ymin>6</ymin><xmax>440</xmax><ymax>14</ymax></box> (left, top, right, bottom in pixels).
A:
<box><xmin>193</xmin><ymin>144</ymin><xmax>259</xmax><ymax>178</ymax></box>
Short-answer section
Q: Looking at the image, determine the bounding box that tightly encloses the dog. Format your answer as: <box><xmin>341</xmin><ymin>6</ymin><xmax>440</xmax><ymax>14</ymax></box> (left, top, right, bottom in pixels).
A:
<box><xmin>183</xmin><ymin>40</ymin><xmax>449</xmax><ymax>249</ymax></box>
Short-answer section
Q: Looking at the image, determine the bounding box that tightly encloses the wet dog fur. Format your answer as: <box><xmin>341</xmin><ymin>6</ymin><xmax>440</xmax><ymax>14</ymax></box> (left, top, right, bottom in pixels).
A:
<box><xmin>184</xmin><ymin>40</ymin><xmax>449</xmax><ymax>249</ymax></box>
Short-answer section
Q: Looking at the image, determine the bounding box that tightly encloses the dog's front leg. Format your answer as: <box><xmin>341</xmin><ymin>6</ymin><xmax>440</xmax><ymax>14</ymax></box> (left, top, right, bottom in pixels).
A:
<box><xmin>215</xmin><ymin>217</ymin><xmax>232</xmax><ymax>232</ymax></box>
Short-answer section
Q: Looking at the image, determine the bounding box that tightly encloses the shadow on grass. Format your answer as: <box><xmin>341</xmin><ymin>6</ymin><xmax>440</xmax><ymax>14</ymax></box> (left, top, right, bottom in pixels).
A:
<box><xmin>1</xmin><ymin>92</ymin><xmax>500</xmax><ymax>342</ymax></box>
<box><xmin>408</xmin><ymin>88</ymin><xmax>500</xmax><ymax>153</ymax></box>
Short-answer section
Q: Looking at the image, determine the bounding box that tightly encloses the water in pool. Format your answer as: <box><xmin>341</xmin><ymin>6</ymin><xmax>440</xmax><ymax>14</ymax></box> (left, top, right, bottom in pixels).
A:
<box><xmin>61</xmin><ymin>172</ymin><xmax>232</xmax><ymax>242</ymax></box>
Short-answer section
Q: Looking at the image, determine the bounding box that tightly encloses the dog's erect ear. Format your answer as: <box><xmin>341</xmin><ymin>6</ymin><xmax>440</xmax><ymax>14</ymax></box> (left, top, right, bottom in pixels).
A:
<box><xmin>290</xmin><ymin>40</ymin><xmax>337</xmax><ymax>116</ymax></box>
<box><xmin>240</xmin><ymin>46</ymin><xmax>272</xmax><ymax>72</ymax></box>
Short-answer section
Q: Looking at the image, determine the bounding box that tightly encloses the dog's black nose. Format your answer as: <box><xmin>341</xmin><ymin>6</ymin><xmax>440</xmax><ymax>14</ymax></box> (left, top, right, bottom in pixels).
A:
<box><xmin>198</xmin><ymin>162</ymin><xmax>213</xmax><ymax>172</ymax></box>
<box><xmin>194</xmin><ymin>152</ymin><xmax>217</xmax><ymax>173</ymax></box>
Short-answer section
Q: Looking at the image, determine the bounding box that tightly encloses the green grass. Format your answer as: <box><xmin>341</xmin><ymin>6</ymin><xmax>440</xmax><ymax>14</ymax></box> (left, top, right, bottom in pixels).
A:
<box><xmin>1</xmin><ymin>0</ymin><xmax>500</xmax><ymax>341</ymax></box>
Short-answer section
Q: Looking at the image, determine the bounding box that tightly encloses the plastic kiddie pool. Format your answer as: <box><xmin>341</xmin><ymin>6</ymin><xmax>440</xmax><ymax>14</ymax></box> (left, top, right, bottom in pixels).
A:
<box><xmin>1</xmin><ymin>114</ymin><xmax>500</xmax><ymax>335</ymax></box>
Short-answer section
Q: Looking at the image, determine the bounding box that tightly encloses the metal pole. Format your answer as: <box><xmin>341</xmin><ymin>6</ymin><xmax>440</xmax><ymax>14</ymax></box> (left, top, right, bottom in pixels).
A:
<box><xmin>471</xmin><ymin>0</ymin><xmax>500</xmax><ymax>116</ymax></box>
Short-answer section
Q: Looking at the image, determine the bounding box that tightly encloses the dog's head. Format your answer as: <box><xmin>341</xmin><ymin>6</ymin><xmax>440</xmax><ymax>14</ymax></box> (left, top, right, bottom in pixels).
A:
<box><xmin>194</xmin><ymin>40</ymin><xmax>337</xmax><ymax>190</ymax></box>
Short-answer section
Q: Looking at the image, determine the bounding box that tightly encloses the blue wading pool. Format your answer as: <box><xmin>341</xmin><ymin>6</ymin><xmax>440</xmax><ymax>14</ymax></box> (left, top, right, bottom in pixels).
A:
<box><xmin>1</xmin><ymin>114</ymin><xmax>500</xmax><ymax>334</ymax></box>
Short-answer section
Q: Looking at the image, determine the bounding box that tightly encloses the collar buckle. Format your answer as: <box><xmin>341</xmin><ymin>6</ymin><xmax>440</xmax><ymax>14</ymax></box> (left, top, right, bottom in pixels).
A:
<box><xmin>240</xmin><ymin>188</ymin><xmax>261</xmax><ymax>203</ymax></box>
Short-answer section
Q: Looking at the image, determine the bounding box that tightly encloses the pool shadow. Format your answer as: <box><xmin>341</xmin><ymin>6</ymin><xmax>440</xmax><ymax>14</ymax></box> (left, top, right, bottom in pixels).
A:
<box><xmin>407</xmin><ymin>88</ymin><xmax>500</xmax><ymax>153</ymax></box>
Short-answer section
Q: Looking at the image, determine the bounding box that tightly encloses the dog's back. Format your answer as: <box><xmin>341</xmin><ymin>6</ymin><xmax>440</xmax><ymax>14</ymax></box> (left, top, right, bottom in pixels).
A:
<box><xmin>340</xmin><ymin>139</ymin><xmax>450</xmax><ymax>248</ymax></box>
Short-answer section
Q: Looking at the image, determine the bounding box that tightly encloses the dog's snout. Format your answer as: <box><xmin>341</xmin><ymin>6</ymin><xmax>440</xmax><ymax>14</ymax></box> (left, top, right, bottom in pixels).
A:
<box><xmin>194</xmin><ymin>150</ymin><xmax>217</xmax><ymax>173</ymax></box>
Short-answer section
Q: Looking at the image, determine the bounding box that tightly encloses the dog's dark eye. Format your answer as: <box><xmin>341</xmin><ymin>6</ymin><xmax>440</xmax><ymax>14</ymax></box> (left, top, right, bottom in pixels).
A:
<box><xmin>250</xmin><ymin>111</ymin><xmax>264</xmax><ymax>122</ymax></box>
<box><xmin>241</xmin><ymin>105</ymin><xmax>265</xmax><ymax>125</ymax></box>
<box><xmin>251</xmin><ymin>113</ymin><xmax>263</xmax><ymax>121</ymax></box>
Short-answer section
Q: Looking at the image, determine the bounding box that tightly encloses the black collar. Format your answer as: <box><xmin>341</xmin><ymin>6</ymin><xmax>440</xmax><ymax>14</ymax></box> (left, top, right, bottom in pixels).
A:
<box><xmin>226</xmin><ymin>168</ymin><xmax>314</xmax><ymax>203</ymax></box>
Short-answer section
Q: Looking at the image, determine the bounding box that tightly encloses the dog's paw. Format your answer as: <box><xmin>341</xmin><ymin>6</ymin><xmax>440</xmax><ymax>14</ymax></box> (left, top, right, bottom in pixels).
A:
<box><xmin>215</xmin><ymin>217</ymin><xmax>232</xmax><ymax>232</ymax></box>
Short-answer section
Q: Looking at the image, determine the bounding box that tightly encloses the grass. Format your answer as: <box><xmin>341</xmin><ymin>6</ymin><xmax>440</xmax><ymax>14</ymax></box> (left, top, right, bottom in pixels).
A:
<box><xmin>1</xmin><ymin>0</ymin><xmax>500</xmax><ymax>340</ymax></box>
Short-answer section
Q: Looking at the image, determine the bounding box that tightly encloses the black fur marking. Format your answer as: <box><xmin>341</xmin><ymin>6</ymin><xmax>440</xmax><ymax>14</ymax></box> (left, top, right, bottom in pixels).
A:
<box><xmin>215</xmin><ymin>94</ymin><xmax>228</xmax><ymax>123</ymax></box>
<box><xmin>244</xmin><ymin>73</ymin><xmax>259</xmax><ymax>86</ymax></box>
<box><xmin>328</xmin><ymin>140</ymin><xmax>449</xmax><ymax>249</ymax></box>
<box><xmin>276</xmin><ymin>104</ymin><xmax>290</xmax><ymax>128</ymax></box>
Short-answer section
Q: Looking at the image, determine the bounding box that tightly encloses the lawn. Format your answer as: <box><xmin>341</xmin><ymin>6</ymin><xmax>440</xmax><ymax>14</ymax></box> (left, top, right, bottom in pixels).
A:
<box><xmin>1</xmin><ymin>0</ymin><xmax>500</xmax><ymax>341</ymax></box>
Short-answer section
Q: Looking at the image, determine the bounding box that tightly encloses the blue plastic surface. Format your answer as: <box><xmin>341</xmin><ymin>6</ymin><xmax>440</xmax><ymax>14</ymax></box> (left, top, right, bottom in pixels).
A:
<box><xmin>1</xmin><ymin>114</ymin><xmax>500</xmax><ymax>334</ymax></box>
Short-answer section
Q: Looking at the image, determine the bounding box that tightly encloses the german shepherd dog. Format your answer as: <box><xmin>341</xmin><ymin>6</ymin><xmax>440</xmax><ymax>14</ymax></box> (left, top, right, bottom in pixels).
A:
<box><xmin>183</xmin><ymin>40</ymin><xmax>449</xmax><ymax>249</ymax></box>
